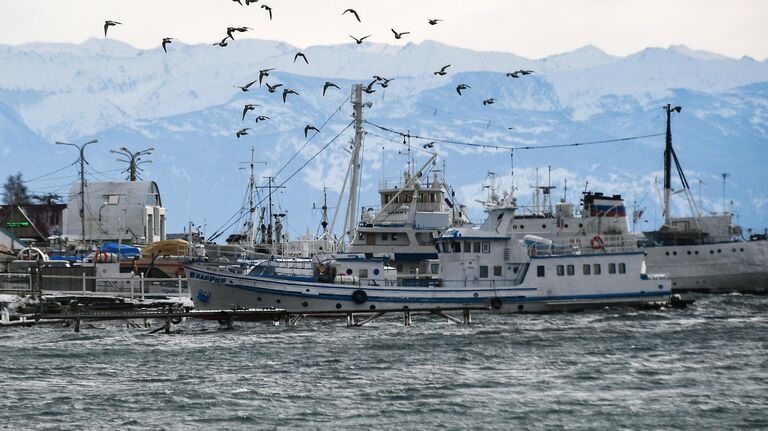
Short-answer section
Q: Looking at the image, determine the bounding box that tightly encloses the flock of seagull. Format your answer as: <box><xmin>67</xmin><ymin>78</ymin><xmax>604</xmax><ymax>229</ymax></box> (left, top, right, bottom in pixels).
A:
<box><xmin>101</xmin><ymin>5</ymin><xmax>535</xmax><ymax>139</ymax></box>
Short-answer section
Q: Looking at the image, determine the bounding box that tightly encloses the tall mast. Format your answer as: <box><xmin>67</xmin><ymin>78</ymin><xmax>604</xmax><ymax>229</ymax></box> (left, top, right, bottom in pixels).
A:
<box><xmin>345</xmin><ymin>84</ymin><xmax>364</xmax><ymax>244</ymax></box>
<box><xmin>248</xmin><ymin>146</ymin><xmax>255</xmax><ymax>248</ymax></box>
<box><xmin>663</xmin><ymin>104</ymin><xmax>673</xmax><ymax>226</ymax></box>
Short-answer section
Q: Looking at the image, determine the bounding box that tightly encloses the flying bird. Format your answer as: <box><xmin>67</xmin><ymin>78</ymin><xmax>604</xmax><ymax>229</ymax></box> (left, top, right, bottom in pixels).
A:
<box><xmin>266</xmin><ymin>82</ymin><xmax>283</xmax><ymax>93</ymax></box>
<box><xmin>362</xmin><ymin>80</ymin><xmax>377</xmax><ymax>94</ymax></box>
<box><xmin>342</xmin><ymin>8</ymin><xmax>361</xmax><ymax>22</ymax></box>
<box><xmin>259</xmin><ymin>68</ymin><xmax>275</xmax><ymax>85</ymax></box>
<box><xmin>161</xmin><ymin>38</ymin><xmax>173</xmax><ymax>53</ymax></box>
<box><xmin>391</xmin><ymin>29</ymin><xmax>410</xmax><ymax>39</ymax></box>
<box><xmin>232</xmin><ymin>0</ymin><xmax>243</xmax><ymax>4</ymax></box>
<box><xmin>506</xmin><ymin>71</ymin><xmax>520</xmax><ymax>78</ymax></box>
<box><xmin>282</xmin><ymin>88</ymin><xmax>299</xmax><ymax>103</ymax></box>
<box><xmin>245</xmin><ymin>0</ymin><xmax>259</xmax><ymax>4</ymax></box>
<box><xmin>434</xmin><ymin>64</ymin><xmax>451</xmax><ymax>76</ymax></box>
<box><xmin>226</xmin><ymin>26</ymin><xmax>251</xmax><ymax>40</ymax></box>
<box><xmin>323</xmin><ymin>81</ymin><xmax>339</xmax><ymax>96</ymax></box>
<box><xmin>482</xmin><ymin>98</ymin><xmax>496</xmax><ymax>106</ymax></box>
<box><xmin>213</xmin><ymin>37</ymin><xmax>229</xmax><ymax>47</ymax></box>
<box><xmin>255</xmin><ymin>115</ymin><xmax>270</xmax><ymax>123</ymax></box>
<box><xmin>519</xmin><ymin>69</ymin><xmax>534</xmax><ymax>75</ymax></box>
<box><xmin>304</xmin><ymin>125</ymin><xmax>320</xmax><ymax>138</ymax></box>
<box><xmin>456</xmin><ymin>84</ymin><xmax>470</xmax><ymax>95</ymax></box>
<box><xmin>236</xmin><ymin>128</ymin><xmax>251</xmax><ymax>138</ymax></box>
<box><xmin>350</xmin><ymin>35</ymin><xmax>370</xmax><ymax>45</ymax></box>
<box><xmin>261</xmin><ymin>4</ymin><xmax>272</xmax><ymax>20</ymax></box>
<box><xmin>428</xmin><ymin>19</ymin><xmax>442</xmax><ymax>25</ymax></box>
<box><xmin>373</xmin><ymin>76</ymin><xmax>393</xmax><ymax>88</ymax></box>
<box><xmin>423</xmin><ymin>142</ymin><xmax>435</xmax><ymax>148</ymax></box>
<box><xmin>242</xmin><ymin>104</ymin><xmax>260</xmax><ymax>120</ymax></box>
<box><xmin>234</xmin><ymin>79</ymin><xmax>258</xmax><ymax>92</ymax></box>
<box><xmin>104</xmin><ymin>20</ymin><xmax>121</xmax><ymax>37</ymax></box>
<box><xmin>294</xmin><ymin>52</ymin><xmax>308</xmax><ymax>64</ymax></box>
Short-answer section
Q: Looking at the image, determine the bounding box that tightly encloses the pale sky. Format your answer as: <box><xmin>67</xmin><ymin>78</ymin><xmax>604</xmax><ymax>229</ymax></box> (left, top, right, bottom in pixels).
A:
<box><xmin>0</xmin><ymin>0</ymin><xmax>766</xmax><ymax>59</ymax></box>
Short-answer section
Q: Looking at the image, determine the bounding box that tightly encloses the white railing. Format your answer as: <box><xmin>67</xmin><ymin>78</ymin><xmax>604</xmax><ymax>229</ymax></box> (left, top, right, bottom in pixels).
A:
<box><xmin>39</xmin><ymin>273</ymin><xmax>188</xmax><ymax>300</ymax></box>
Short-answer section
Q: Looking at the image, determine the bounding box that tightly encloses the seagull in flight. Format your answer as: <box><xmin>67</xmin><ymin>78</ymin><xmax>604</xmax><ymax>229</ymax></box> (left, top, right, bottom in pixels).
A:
<box><xmin>342</xmin><ymin>8</ymin><xmax>361</xmax><ymax>22</ymax></box>
<box><xmin>423</xmin><ymin>142</ymin><xmax>435</xmax><ymax>148</ymax></box>
<box><xmin>373</xmin><ymin>76</ymin><xmax>394</xmax><ymax>88</ymax></box>
<box><xmin>428</xmin><ymin>19</ymin><xmax>442</xmax><ymax>25</ymax></box>
<box><xmin>304</xmin><ymin>125</ymin><xmax>320</xmax><ymax>138</ymax></box>
<box><xmin>362</xmin><ymin>80</ymin><xmax>377</xmax><ymax>94</ymax></box>
<box><xmin>255</xmin><ymin>115</ymin><xmax>270</xmax><ymax>123</ymax></box>
<box><xmin>261</xmin><ymin>4</ymin><xmax>272</xmax><ymax>20</ymax></box>
<box><xmin>294</xmin><ymin>52</ymin><xmax>308</xmax><ymax>64</ymax></box>
<box><xmin>161</xmin><ymin>38</ymin><xmax>174</xmax><ymax>53</ymax></box>
<box><xmin>266</xmin><ymin>82</ymin><xmax>283</xmax><ymax>93</ymax></box>
<box><xmin>226</xmin><ymin>26</ymin><xmax>251</xmax><ymax>40</ymax></box>
<box><xmin>236</xmin><ymin>128</ymin><xmax>251</xmax><ymax>138</ymax></box>
<box><xmin>482</xmin><ymin>98</ymin><xmax>496</xmax><ymax>106</ymax></box>
<box><xmin>506</xmin><ymin>71</ymin><xmax>520</xmax><ymax>78</ymax></box>
<box><xmin>391</xmin><ymin>29</ymin><xmax>410</xmax><ymax>39</ymax></box>
<box><xmin>323</xmin><ymin>81</ymin><xmax>340</xmax><ymax>96</ymax></box>
<box><xmin>242</xmin><ymin>104</ymin><xmax>260</xmax><ymax>120</ymax></box>
<box><xmin>104</xmin><ymin>20</ymin><xmax>121</xmax><ymax>37</ymax></box>
<box><xmin>213</xmin><ymin>37</ymin><xmax>229</xmax><ymax>47</ymax></box>
<box><xmin>434</xmin><ymin>65</ymin><xmax>451</xmax><ymax>76</ymax></box>
<box><xmin>456</xmin><ymin>84</ymin><xmax>470</xmax><ymax>95</ymax></box>
<box><xmin>234</xmin><ymin>79</ymin><xmax>259</xmax><ymax>92</ymax></box>
<box><xmin>282</xmin><ymin>88</ymin><xmax>299</xmax><ymax>103</ymax></box>
<box><xmin>350</xmin><ymin>35</ymin><xmax>370</xmax><ymax>45</ymax></box>
<box><xmin>259</xmin><ymin>68</ymin><xmax>275</xmax><ymax>85</ymax></box>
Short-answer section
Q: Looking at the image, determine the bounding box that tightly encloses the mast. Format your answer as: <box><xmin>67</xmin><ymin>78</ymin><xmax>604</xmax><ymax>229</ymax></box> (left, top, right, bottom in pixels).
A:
<box><xmin>345</xmin><ymin>84</ymin><xmax>364</xmax><ymax>244</ymax></box>
<box><xmin>248</xmin><ymin>146</ymin><xmax>256</xmax><ymax>249</ymax></box>
<box><xmin>663</xmin><ymin>104</ymin><xmax>682</xmax><ymax>226</ymax></box>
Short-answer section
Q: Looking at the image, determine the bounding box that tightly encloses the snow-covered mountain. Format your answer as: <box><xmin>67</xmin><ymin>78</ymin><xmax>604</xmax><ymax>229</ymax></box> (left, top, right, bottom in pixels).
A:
<box><xmin>1</xmin><ymin>38</ymin><xmax>766</xmax><ymax>238</ymax></box>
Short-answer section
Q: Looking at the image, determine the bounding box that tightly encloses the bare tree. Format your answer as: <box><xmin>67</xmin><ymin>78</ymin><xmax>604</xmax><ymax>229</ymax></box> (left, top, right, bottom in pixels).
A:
<box><xmin>2</xmin><ymin>172</ymin><xmax>30</xmax><ymax>205</ymax></box>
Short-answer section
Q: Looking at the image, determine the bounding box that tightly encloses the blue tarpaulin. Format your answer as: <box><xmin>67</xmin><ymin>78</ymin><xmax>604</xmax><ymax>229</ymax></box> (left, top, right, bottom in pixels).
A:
<box><xmin>100</xmin><ymin>242</ymin><xmax>141</xmax><ymax>258</ymax></box>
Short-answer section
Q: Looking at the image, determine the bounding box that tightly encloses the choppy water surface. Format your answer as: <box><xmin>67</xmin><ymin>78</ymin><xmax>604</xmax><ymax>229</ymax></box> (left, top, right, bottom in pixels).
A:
<box><xmin>1</xmin><ymin>294</ymin><xmax>766</xmax><ymax>430</ymax></box>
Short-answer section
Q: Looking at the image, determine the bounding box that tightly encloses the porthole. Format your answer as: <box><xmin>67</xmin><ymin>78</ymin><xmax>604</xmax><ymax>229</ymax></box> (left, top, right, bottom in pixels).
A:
<box><xmin>694</xmin><ymin>251</ymin><xmax>699</xmax><ymax>255</ymax></box>
<box><xmin>302</xmin><ymin>301</ymin><xmax>308</xmax><ymax>308</ymax></box>
<box><xmin>687</xmin><ymin>251</ymin><xmax>691</xmax><ymax>255</ymax></box>
<box><xmin>732</xmin><ymin>248</ymin><xmax>736</xmax><ymax>252</ymax></box>
<box><xmin>257</xmin><ymin>297</ymin><xmax>262</xmax><ymax>301</ymax></box>
<box><xmin>578</xmin><ymin>223</ymin><xmax>583</xmax><ymax>228</ymax></box>
<box><xmin>305</xmin><ymin>288</ymin><xmax>310</xmax><ymax>292</ymax></box>
<box><xmin>542</xmin><ymin>224</ymin><xmax>547</xmax><ymax>229</ymax></box>
<box><xmin>346</xmin><ymin>268</ymin><xmax>353</xmax><ymax>275</ymax></box>
<box><xmin>373</xmin><ymin>268</ymin><xmax>380</xmax><ymax>275</ymax></box>
<box><xmin>335</xmin><ymin>303</ymin><xmax>342</xmax><ymax>309</ymax></box>
<box><xmin>473</xmin><ymin>292</ymin><xmax>479</xmax><ymax>297</ymax></box>
<box><xmin>710</xmin><ymin>250</ymin><xmax>714</xmax><ymax>254</ymax></box>
<box><xmin>564</xmin><ymin>224</ymin><xmax>569</xmax><ymax>228</ymax></box>
<box><xmin>517</xmin><ymin>305</ymin><xmax>524</xmax><ymax>311</ymax></box>
<box><xmin>673</xmin><ymin>251</ymin><xmax>677</xmax><ymax>256</ymax></box>
<box><xmin>520</xmin><ymin>225</ymin><xmax>525</xmax><ymax>229</ymax></box>
<box><xmin>276</xmin><ymin>299</ymin><xmax>281</xmax><ymax>304</ymax></box>
<box><xmin>740</xmin><ymin>248</ymin><xmax>744</xmax><ymax>252</ymax></box>
<box><xmin>369</xmin><ymin>305</ymin><xmax>376</xmax><ymax>310</ymax></box>
<box><xmin>665</xmin><ymin>252</ymin><xmax>670</xmax><ymax>256</ymax></box>
<box><xmin>717</xmin><ymin>249</ymin><xmax>722</xmax><ymax>253</ymax></box>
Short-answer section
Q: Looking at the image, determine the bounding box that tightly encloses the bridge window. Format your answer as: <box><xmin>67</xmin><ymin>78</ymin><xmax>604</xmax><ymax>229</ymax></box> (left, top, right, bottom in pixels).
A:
<box><xmin>381</xmin><ymin>233</ymin><xmax>388</xmax><ymax>241</ymax></box>
<box><xmin>537</xmin><ymin>265</ymin><xmax>545</xmax><ymax>277</ymax></box>
<box><xmin>451</xmin><ymin>242</ymin><xmax>461</xmax><ymax>253</ymax></box>
<box><xmin>567</xmin><ymin>265</ymin><xmax>575</xmax><ymax>276</ymax></box>
<box><xmin>430</xmin><ymin>263</ymin><xmax>440</xmax><ymax>274</ymax></box>
<box><xmin>463</xmin><ymin>241</ymin><xmax>472</xmax><ymax>253</ymax></box>
<box><xmin>479</xmin><ymin>266</ymin><xmax>488</xmax><ymax>278</ymax></box>
<box><xmin>392</xmin><ymin>233</ymin><xmax>398</xmax><ymax>241</ymax></box>
<box><xmin>608</xmin><ymin>263</ymin><xmax>616</xmax><ymax>274</ymax></box>
<box><xmin>473</xmin><ymin>242</ymin><xmax>481</xmax><ymax>253</ymax></box>
<box><xmin>618</xmin><ymin>263</ymin><xmax>626</xmax><ymax>274</ymax></box>
<box><xmin>482</xmin><ymin>242</ymin><xmax>491</xmax><ymax>253</ymax></box>
<box><xmin>493</xmin><ymin>266</ymin><xmax>502</xmax><ymax>277</ymax></box>
<box><xmin>557</xmin><ymin>265</ymin><xmax>565</xmax><ymax>276</ymax></box>
<box><xmin>583</xmin><ymin>264</ymin><xmax>591</xmax><ymax>275</ymax></box>
<box><xmin>593</xmin><ymin>264</ymin><xmax>601</xmax><ymax>275</ymax></box>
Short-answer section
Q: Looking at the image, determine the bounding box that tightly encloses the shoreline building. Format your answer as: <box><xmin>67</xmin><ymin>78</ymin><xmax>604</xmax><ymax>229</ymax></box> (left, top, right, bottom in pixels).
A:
<box><xmin>63</xmin><ymin>181</ymin><xmax>166</xmax><ymax>245</ymax></box>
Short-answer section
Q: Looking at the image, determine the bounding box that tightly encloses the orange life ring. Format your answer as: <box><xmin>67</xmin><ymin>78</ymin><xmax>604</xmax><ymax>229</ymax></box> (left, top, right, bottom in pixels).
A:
<box><xmin>95</xmin><ymin>251</ymin><xmax>110</xmax><ymax>263</ymax></box>
<box><xmin>590</xmin><ymin>236</ymin><xmax>605</xmax><ymax>250</ymax></box>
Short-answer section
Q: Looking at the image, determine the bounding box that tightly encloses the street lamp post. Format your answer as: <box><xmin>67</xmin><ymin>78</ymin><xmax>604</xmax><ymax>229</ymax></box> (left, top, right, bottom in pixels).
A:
<box><xmin>56</xmin><ymin>139</ymin><xmax>98</xmax><ymax>248</ymax></box>
<box><xmin>110</xmin><ymin>147</ymin><xmax>154</xmax><ymax>181</ymax></box>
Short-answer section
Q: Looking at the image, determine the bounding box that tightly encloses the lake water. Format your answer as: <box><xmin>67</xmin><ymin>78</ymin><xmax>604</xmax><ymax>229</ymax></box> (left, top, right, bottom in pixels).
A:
<box><xmin>1</xmin><ymin>294</ymin><xmax>766</xmax><ymax>430</ymax></box>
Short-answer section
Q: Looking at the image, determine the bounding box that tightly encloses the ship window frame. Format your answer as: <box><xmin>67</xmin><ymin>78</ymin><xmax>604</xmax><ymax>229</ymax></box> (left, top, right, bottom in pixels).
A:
<box><xmin>593</xmin><ymin>264</ymin><xmax>601</xmax><ymax>275</ymax></box>
<box><xmin>618</xmin><ymin>263</ymin><xmax>626</xmax><ymax>274</ymax></box>
<box><xmin>381</xmin><ymin>233</ymin><xmax>388</xmax><ymax>241</ymax></box>
<box><xmin>583</xmin><ymin>264</ymin><xmax>591</xmax><ymax>275</ymax></box>
<box><xmin>567</xmin><ymin>265</ymin><xmax>575</xmax><ymax>276</ymax></box>
<box><xmin>536</xmin><ymin>265</ymin><xmax>545</xmax><ymax>277</ymax></box>
<box><xmin>608</xmin><ymin>263</ymin><xmax>616</xmax><ymax>274</ymax></box>
<box><xmin>451</xmin><ymin>242</ymin><xmax>461</xmax><ymax>253</ymax></box>
<box><xmin>556</xmin><ymin>265</ymin><xmax>565</xmax><ymax>276</ymax></box>
<box><xmin>493</xmin><ymin>266</ymin><xmax>502</xmax><ymax>277</ymax></box>
<box><xmin>479</xmin><ymin>265</ymin><xmax>489</xmax><ymax>278</ymax></box>
<box><xmin>463</xmin><ymin>241</ymin><xmax>472</xmax><ymax>253</ymax></box>
<box><xmin>359</xmin><ymin>268</ymin><xmax>368</xmax><ymax>279</ymax></box>
<box><xmin>481</xmin><ymin>241</ymin><xmax>491</xmax><ymax>253</ymax></box>
<box><xmin>473</xmin><ymin>242</ymin><xmax>481</xmax><ymax>253</ymax></box>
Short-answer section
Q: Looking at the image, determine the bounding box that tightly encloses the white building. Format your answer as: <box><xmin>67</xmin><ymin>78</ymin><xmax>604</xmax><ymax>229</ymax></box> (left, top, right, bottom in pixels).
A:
<box><xmin>63</xmin><ymin>181</ymin><xmax>166</xmax><ymax>245</ymax></box>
